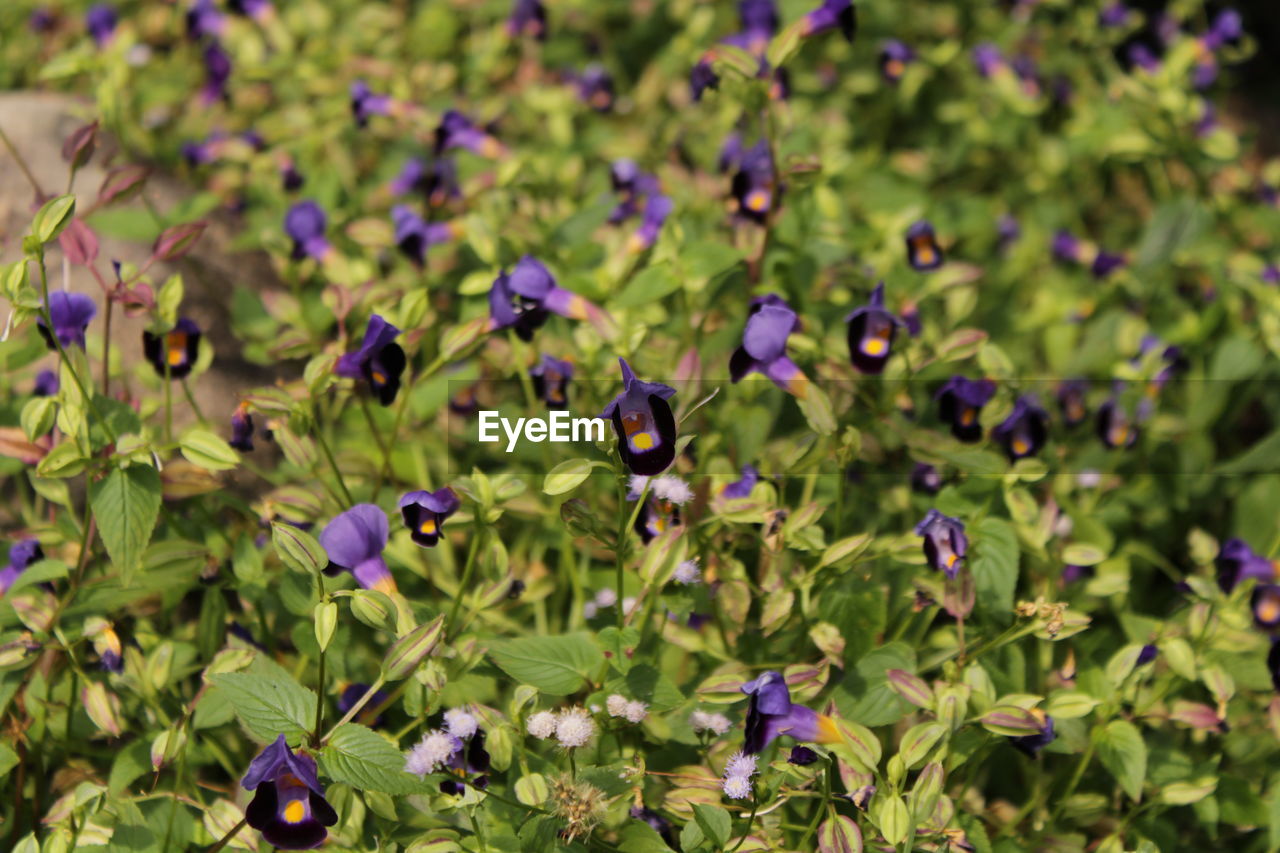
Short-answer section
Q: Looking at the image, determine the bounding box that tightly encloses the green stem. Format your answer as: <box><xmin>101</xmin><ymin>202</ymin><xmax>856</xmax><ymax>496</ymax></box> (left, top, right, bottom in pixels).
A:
<box><xmin>164</xmin><ymin>359</ymin><xmax>173</xmax><ymax>443</ymax></box>
<box><xmin>615</xmin><ymin>480</ymin><xmax>650</xmax><ymax>624</ymax></box>
<box><xmin>180</xmin><ymin>378</ymin><xmax>207</xmax><ymax>424</ymax></box>
<box><xmin>204</xmin><ymin>817</ymin><xmax>248</xmax><ymax>853</ymax></box>
<box><xmin>446</xmin><ymin>527</ymin><xmax>484</xmax><ymax>638</ymax></box>
<box><xmin>323</xmin><ymin>675</ymin><xmax>388</xmax><ymax>741</ymax></box>
<box><xmin>1050</xmin><ymin>739</ymin><xmax>1096</xmax><ymax>825</ymax></box>
<box><xmin>728</xmin><ymin>792</ymin><xmax>761</xmax><ymax>852</ymax></box>
<box><xmin>314</xmin><ymin>426</ymin><xmax>354</xmax><ymax>505</ymax></box>
<box><xmin>100</xmin><ymin>298</ymin><xmax>112</xmax><ymax>397</ymax></box>
<box><xmin>0</xmin><ymin>125</ymin><xmax>44</xmax><ymax>196</ymax></box>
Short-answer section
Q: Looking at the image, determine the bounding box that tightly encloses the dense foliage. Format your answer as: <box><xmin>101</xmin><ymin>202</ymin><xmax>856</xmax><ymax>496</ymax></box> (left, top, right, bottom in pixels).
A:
<box><xmin>2</xmin><ymin>1</ymin><xmax>1280</xmax><ymax>851</ymax></box>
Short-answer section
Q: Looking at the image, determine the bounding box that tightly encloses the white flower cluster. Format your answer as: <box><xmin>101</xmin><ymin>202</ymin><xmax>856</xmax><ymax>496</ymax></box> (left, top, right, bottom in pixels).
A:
<box><xmin>404</xmin><ymin>729</ymin><xmax>461</xmax><ymax>777</ymax></box>
<box><xmin>721</xmin><ymin>751</ymin><xmax>757</xmax><ymax>800</ymax></box>
<box><xmin>526</xmin><ymin>707</ymin><xmax>598</xmax><ymax>748</ymax></box>
<box><xmin>443</xmin><ymin>707</ymin><xmax>478</xmax><ymax>739</ymax></box>
<box><xmin>628</xmin><ymin>474</ymin><xmax>694</xmax><ymax>505</ymax></box>
<box><xmin>672</xmin><ymin>558</ymin><xmax>701</xmax><ymax>585</ymax></box>
<box><xmin>606</xmin><ymin>693</ymin><xmax>648</xmax><ymax>723</ymax></box>
<box><xmin>689</xmin><ymin>709</ymin><xmax>732</xmax><ymax>735</ymax></box>
<box><xmin>584</xmin><ymin>588</ymin><xmax>640</xmax><ymax>619</ymax></box>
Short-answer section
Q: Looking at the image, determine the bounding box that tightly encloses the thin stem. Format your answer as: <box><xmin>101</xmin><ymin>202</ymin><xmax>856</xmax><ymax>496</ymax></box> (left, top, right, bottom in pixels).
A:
<box><xmin>100</xmin><ymin>299</ymin><xmax>112</xmax><ymax>396</ymax></box>
<box><xmin>615</xmin><ymin>480</ymin><xmax>650</xmax><ymax>624</ymax></box>
<box><xmin>180</xmin><ymin>378</ymin><xmax>207</xmax><ymax>424</ymax></box>
<box><xmin>312</xmin><ymin>646</ymin><xmax>326</xmax><ymax>747</ymax></box>
<box><xmin>1050</xmin><ymin>739</ymin><xmax>1096</xmax><ymax>824</ymax></box>
<box><xmin>446</xmin><ymin>528</ymin><xmax>484</xmax><ymax>638</ymax></box>
<box><xmin>204</xmin><ymin>817</ymin><xmax>248</xmax><ymax>853</ymax></box>
<box><xmin>313</xmin><ymin>426</ymin><xmax>354</xmax><ymax>506</ymax></box>
<box><xmin>0</xmin><ymin>125</ymin><xmax>44</xmax><ymax>196</ymax></box>
<box><xmin>323</xmin><ymin>676</ymin><xmax>388</xmax><ymax>740</ymax></box>
<box><xmin>729</xmin><ymin>792</ymin><xmax>761</xmax><ymax>852</ymax></box>
<box><xmin>164</xmin><ymin>361</ymin><xmax>173</xmax><ymax>443</ymax></box>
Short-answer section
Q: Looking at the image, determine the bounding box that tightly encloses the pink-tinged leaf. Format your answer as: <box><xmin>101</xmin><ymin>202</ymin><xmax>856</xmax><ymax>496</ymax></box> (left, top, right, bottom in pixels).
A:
<box><xmin>886</xmin><ymin>669</ymin><xmax>934</xmax><ymax>709</ymax></box>
<box><xmin>118</xmin><ymin>284</ymin><xmax>155</xmax><ymax>316</ymax></box>
<box><xmin>97</xmin><ymin>164</ymin><xmax>151</xmax><ymax>207</ymax></box>
<box><xmin>817</xmin><ymin>814</ymin><xmax>863</xmax><ymax>853</ymax></box>
<box><xmin>0</xmin><ymin>428</ymin><xmax>50</xmax><ymax>464</ymax></box>
<box><xmin>61</xmin><ymin>121</ymin><xmax>99</xmax><ymax>170</ymax></box>
<box><xmin>152</xmin><ymin>220</ymin><xmax>208</xmax><ymax>261</ymax></box>
<box><xmin>59</xmin><ymin>219</ymin><xmax>99</xmax><ymax>265</ymax></box>
<box><xmin>1169</xmin><ymin>701</ymin><xmax>1225</xmax><ymax>732</ymax></box>
<box><xmin>979</xmin><ymin>705</ymin><xmax>1044</xmax><ymax>736</ymax></box>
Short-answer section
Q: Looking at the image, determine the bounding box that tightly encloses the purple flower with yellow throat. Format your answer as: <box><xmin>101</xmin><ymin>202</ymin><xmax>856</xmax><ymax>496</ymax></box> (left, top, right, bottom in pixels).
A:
<box><xmin>936</xmin><ymin>376</ymin><xmax>996</xmax><ymax>442</ymax></box>
<box><xmin>392</xmin><ymin>206</ymin><xmax>459</xmax><ymax>265</ymax></box>
<box><xmin>284</xmin><ymin>200</ymin><xmax>332</xmax><ymax>262</ymax></box>
<box><xmin>1096</xmin><ymin>393</ymin><xmax>1138</xmax><ymax>449</ymax></box>
<box><xmin>880</xmin><ymin>40</ymin><xmax>914</xmax><ymax>83</ymax></box>
<box><xmin>845</xmin><ymin>282</ymin><xmax>903</xmax><ymax>374</ymax></box>
<box><xmin>435</xmin><ymin>111</ymin><xmax>504</xmax><ymax>158</ymax></box>
<box><xmin>229</xmin><ymin>401</ymin><xmax>255</xmax><ymax>451</ymax></box>
<box><xmin>335</xmin><ymin>314</ymin><xmax>406</xmax><ymax>406</ymax></box>
<box><xmin>992</xmin><ymin>396</ymin><xmax>1049</xmax><ymax>460</ymax></box>
<box><xmin>143</xmin><ymin>317</ymin><xmax>201</xmax><ymax>379</ymax></box>
<box><xmin>905</xmin><ymin>221</ymin><xmax>944</xmax><ymax>271</ymax></box>
<box><xmin>915</xmin><ymin>509</ymin><xmax>967</xmax><ymax>578</ymax></box>
<box><xmin>242</xmin><ymin>735</ymin><xmax>338</xmax><ymax>850</ymax></box>
<box><xmin>800</xmin><ymin>0</ymin><xmax>856</xmax><ymax>42</ymax></box>
<box><xmin>730</xmin><ymin>294</ymin><xmax>809</xmax><ymax>398</ymax></box>
<box><xmin>740</xmin><ymin>670</ymin><xmax>841</xmax><ymax>754</ymax></box>
<box><xmin>576</xmin><ymin>64</ymin><xmax>615</xmax><ymax>112</ymax></box>
<box><xmin>1057</xmin><ymin>380</ymin><xmax>1089</xmax><ymax>427</ymax></box>
<box><xmin>86</xmin><ymin>4</ymin><xmax>116</xmax><ymax>47</ymax></box>
<box><xmin>1259</xmin><ymin>586</ymin><xmax>1280</xmax><ymax>631</ymax></box>
<box><xmin>604</xmin><ymin>359</ymin><xmax>677</xmax><ymax>477</ymax></box>
<box><xmin>530</xmin><ymin>354</ymin><xmax>573</xmax><ymax>408</ymax></box>
<box><xmin>399</xmin><ymin>487</ymin><xmax>460</xmax><ymax>548</ymax></box>
<box><xmin>629</xmin><ymin>195</ymin><xmax>673</xmax><ymax>253</ymax></box>
<box><xmin>38</xmin><ymin>292</ymin><xmax>96</xmax><ymax>350</ymax></box>
<box><xmin>487</xmin><ymin>256</ymin><xmax>608</xmax><ymax>342</ymax></box>
<box><xmin>320</xmin><ymin>504</ymin><xmax>395</xmax><ymax>594</ymax></box>
<box><xmin>689</xmin><ymin>0</ymin><xmax>779</xmax><ymax>101</ymax></box>
<box><xmin>730</xmin><ymin>141</ymin><xmax>776</xmax><ymax>224</ymax></box>
<box><xmin>0</xmin><ymin>540</ymin><xmax>43</xmax><ymax>596</ymax></box>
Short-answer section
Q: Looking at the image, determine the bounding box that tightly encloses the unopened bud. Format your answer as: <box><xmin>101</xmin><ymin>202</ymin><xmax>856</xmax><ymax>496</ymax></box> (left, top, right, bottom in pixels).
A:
<box><xmin>381</xmin><ymin>614</ymin><xmax>445</xmax><ymax>681</ymax></box>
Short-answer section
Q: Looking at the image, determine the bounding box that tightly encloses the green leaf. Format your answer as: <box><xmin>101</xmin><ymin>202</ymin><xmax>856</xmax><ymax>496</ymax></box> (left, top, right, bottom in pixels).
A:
<box><xmin>834</xmin><ymin>642</ymin><xmax>917</xmax><ymax>727</ymax></box>
<box><xmin>6</xmin><ymin>559</ymin><xmax>70</xmax><ymax>595</ymax></box>
<box><xmin>19</xmin><ymin>397</ymin><xmax>57</xmax><ymax>443</ymax></box>
<box><xmin>614</xmin><ymin>263</ymin><xmax>680</xmax><ymax>309</ymax></box>
<box><xmin>35</xmin><ymin>441</ymin><xmax>86</xmax><ymax>479</ymax></box>
<box><xmin>797</xmin><ymin>384</ymin><xmax>837</xmax><ymax>435</ymax></box>
<box><xmin>542</xmin><ymin>458</ymin><xmax>596</xmax><ymax>496</ymax></box>
<box><xmin>619</xmin><ymin>820</ymin><xmax>677</xmax><ymax>853</ymax></box>
<box><xmin>1134</xmin><ymin>198</ymin><xmax>1209</xmax><ymax>269</ymax></box>
<box><xmin>691</xmin><ymin>804</ymin><xmax>731</xmax><ymax>849</ymax></box>
<box><xmin>179</xmin><ymin>428</ymin><xmax>240</xmax><ymax>472</ymax></box>
<box><xmin>488</xmin><ymin>632</ymin><xmax>604</xmax><ymax>695</ymax></box>
<box><xmin>208</xmin><ymin>669</ymin><xmax>317</xmax><ymax>744</ymax></box>
<box><xmin>318</xmin><ymin>723</ymin><xmax>427</xmax><ymax>795</ymax></box>
<box><xmin>31</xmin><ymin>195</ymin><xmax>76</xmax><ymax>244</ymax></box>
<box><xmin>1094</xmin><ymin>720</ymin><xmax>1147</xmax><ymax>801</ymax></box>
<box><xmin>89</xmin><ymin>465</ymin><xmax>162</xmax><ymax>585</ymax></box>
<box><xmin>970</xmin><ymin>517</ymin><xmax>1018</xmax><ymax>617</ymax></box>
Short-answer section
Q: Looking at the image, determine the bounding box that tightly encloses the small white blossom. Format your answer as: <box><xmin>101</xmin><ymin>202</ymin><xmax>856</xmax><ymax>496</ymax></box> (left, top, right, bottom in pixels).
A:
<box><xmin>583</xmin><ymin>601</ymin><xmax>599</xmax><ymax>620</ymax></box>
<box><xmin>555</xmin><ymin>707</ymin><xmax>597</xmax><ymax>748</ymax></box>
<box><xmin>722</xmin><ymin>775</ymin><xmax>752</xmax><ymax>799</ymax></box>
<box><xmin>1077</xmin><ymin>469</ymin><xmax>1102</xmax><ymax>488</ymax></box>
<box><xmin>405</xmin><ymin>730</ymin><xmax>461</xmax><ymax>777</ymax></box>
<box><xmin>606</xmin><ymin>694</ymin><xmax>629</xmax><ymax>717</ymax></box>
<box><xmin>527</xmin><ymin>711</ymin><xmax>558</xmax><ymax>739</ymax></box>
<box><xmin>595</xmin><ymin>588</ymin><xmax>618</xmax><ymax>608</ymax></box>
<box><xmin>673</xmin><ymin>558</ymin><xmax>701</xmax><ymax>585</ymax></box>
<box><xmin>724</xmin><ymin>752</ymin><xmax>757</xmax><ymax>778</ymax></box>
<box><xmin>627</xmin><ymin>474</ymin><xmax>651</xmax><ymax>499</ymax></box>
<box><xmin>1053</xmin><ymin>515</ymin><xmax>1074</xmax><ymax>538</ymax></box>
<box><xmin>443</xmin><ymin>708</ymin><xmax>478</xmax><ymax>739</ymax></box>
<box><xmin>622</xmin><ymin>596</ymin><xmax>639</xmax><ymax>615</ymax></box>
<box><xmin>651</xmin><ymin>475</ymin><xmax>694</xmax><ymax>505</ymax></box>
<box><xmin>690</xmin><ymin>710</ymin><xmax>732</xmax><ymax>735</ymax></box>
<box><xmin>623</xmin><ymin>700</ymin><xmax>648</xmax><ymax>723</ymax></box>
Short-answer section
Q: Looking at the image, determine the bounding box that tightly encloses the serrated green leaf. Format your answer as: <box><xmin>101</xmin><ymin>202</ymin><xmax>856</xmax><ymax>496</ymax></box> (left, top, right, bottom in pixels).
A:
<box><xmin>319</xmin><ymin>723</ymin><xmax>427</xmax><ymax>795</ymax></box>
<box><xmin>488</xmin><ymin>632</ymin><xmax>604</xmax><ymax>695</ymax></box>
<box><xmin>179</xmin><ymin>428</ymin><xmax>240</xmax><ymax>472</ymax></box>
<box><xmin>90</xmin><ymin>465</ymin><xmax>162</xmax><ymax>585</ymax></box>
<box><xmin>208</xmin><ymin>670</ymin><xmax>317</xmax><ymax>744</ymax></box>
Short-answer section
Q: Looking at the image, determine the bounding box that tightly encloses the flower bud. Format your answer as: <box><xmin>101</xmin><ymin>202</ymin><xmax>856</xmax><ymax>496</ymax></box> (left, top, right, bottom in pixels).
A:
<box><xmin>381</xmin><ymin>614</ymin><xmax>445</xmax><ymax>681</ymax></box>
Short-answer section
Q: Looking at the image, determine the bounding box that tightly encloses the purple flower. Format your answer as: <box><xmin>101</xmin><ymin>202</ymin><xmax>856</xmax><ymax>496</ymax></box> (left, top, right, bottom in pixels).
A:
<box><xmin>690</xmin><ymin>57</ymin><xmax>721</xmax><ymax>102</ymax></box>
<box><xmin>1010</xmin><ymin>711</ymin><xmax>1056</xmax><ymax>758</ymax></box>
<box><xmin>630</xmin><ymin>807</ymin><xmax>677</xmax><ymax>849</ymax></box>
<box><xmin>1099</xmin><ymin>2</ymin><xmax>1130</xmax><ymax>28</ymax></box>
<box><xmin>351</xmin><ymin>81</ymin><xmax>393</xmax><ymax>127</ymax></box>
<box><xmin>739</xmin><ymin>0</ymin><xmax>780</xmax><ymax>39</ymax></box>
<box><xmin>30</xmin><ymin>8</ymin><xmax>57</xmax><ymax>33</ymax></box>
<box><xmin>435</xmin><ymin>111</ymin><xmax>503</xmax><ymax>158</ymax></box>
<box><xmin>38</xmin><ymin>291</ymin><xmax>96</xmax><ymax>350</ymax></box>
<box><xmin>845</xmin><ymin>282</ymin><xmax>903</xmax><ymax>375</ymax></box>
<box><xmin>636</xmin><ymin>497</ymin><xmax>681</xmax><ymax>544</ymax></box>
<box><xmin>201</xmin><ymin>42</ymin><xmax>233</xmax><ymax>104</ymax></box>
<box><xmin>1052</xmin><ymin>229</ymin><xmax>1082</xmax><ymax>264</ymax></box>
<box><xmin>935</xmin><ymin>376</ymin><xmax>996</xmax><ymax>443</ymax></box>
<box><xmin>337</xmin><ymin>683</ymin><xmax>388</xmax><ymax>727</ymax></box>
<box><xmin>1091</xmin><ymin>249</ymin><xmax>1126</xmax><ymax>279</ymax></box>
<box><xmin>1264</xmin><ymin>265</ymin><xmax>1280</xmax><ymax>285</ymax></box>
<box><xmin>1269</xmin><ymin>641</ymin><xmax>1280</xmax><ymax>692</ymax></box>
<box><xmin>487</xmin><ymin>256</ymin><xmax>606</xmax><ymax>342</ymax></box>
<box><xmin>186</xmin><ymin>0</ymin><xmax>225</xmax><ymax>39</ymax></box>
<box><xmin>335</xmin><ymin>314</ymin><xmax>406</xmax><ymax>406</ymax></box>
<box><xmin>1057</xmin><ymin>380</ymin><xmax>1089</xmax><ymax>427</ymax></box>
<box><xmin>319</xmin><ymin>504</ymin><xmax>394</xmax><ymax>593</ymax></box>
<box><xmin>788</xmin><ymin>745</ymin><xmax>819</xmax><ymax>765</ymax></box>
<box><xmin>0</xmin><ymin>540</ymin><xmax>43</xmax><ymax>596</ymax></box>
<box><xmin>33</xmin><ymin>370</ymin><xmax>59</xmax><ymax>397</ymax></box>
<box><xmin>507</xmin><ymin>0</ymin><xmax>546</xmax><ymax>40</ymax></box>
<box><xmin>1217</xmin><ymin>538</ymin><xmax>1275</xmax><ymax>593</ymax></box>
<box><xmin>1062</xmin><ymin>564</ymin><xmax>1093</xmax><ymax>585</ymax></box>
<box><xmin>722</xmin><ymin>464</ymin><xmax>760</xmax><ymax>499</ymax></box>
<box><xmin>905</xmin><ymin>221</ymin><xmax>944</xmax><ymax>271</ymax></box>
<box><xmin>242</xmin><ymin>735</ymin><xmax>338</xmax><ymax>850</ymax></box>
<box><xmin>280</xmin><ymin>158</ymin><xmax>304</xmax><ymax>191</ymax></box>
<box><xmin>740</xmin><ymin>670</ymin><xmax>841</xmax><ymax>754</ymax></box>
<box><xmin>228</xmin><ymin>0</ymin><xmax>272</xmax><ymax>19</ymax></box>
<box><xmin>86</xmin><ymin>4</ymin><xmax>116</xmax><ymax>47</ymax></box>
<box><xmin>911</xmin><ymin>462</ymin><xmax>941</xmax><ymax>495</ymax></box>
<box><xmin>730</xmin><ymin>141</ymin><xmax>776</xmax><ymax>224</ymax></box>
<box><xmin>398</xmin><ymin>488</ymin><xmax>461</xmax><ymax>548</ymax></box>
<box><xmin>1203</xmin><ymin>9</ymin><xmax>1242</xmax><ymax>51</ymax></box>
<box><xmin>991</xmin><ymin>396</ymin><xmax>1048</xmax><ymax>460</ymax></box>
<box><xmin>230</xmin><ymin>402</ymin><xmax>255</xmax><ymax>452</ymax></box>
<box><xmin>972</xmin><ymin>43</ymin><xmax>1005</xmax><ymax>77</ymax></box>
<box><xmin>603</xmin><ymin>359</ymin><xmax>678</xmax><ymax>477</ymax></box>
<box><xmin>1096</xmin><ymin>395</ymin><xmax>1138</xmax><ymax>448</ymax></box>
<box><xmin>392</xmin><ymin>206</ymin><xmax>458</xmax><ymax>265</ymax></box>
<box><xmin>576</xmin><ymin>64</ymin><xmax>615</xmax><ymax>112</ymax></box>
<box><xmin>718</xmin><ymin>133</ymin><xmax>744</xmax><ymax>174</ymax></box>
<box><xmin>629</xmin><ymin>195</ymin><xmax>673</xmax><ymax>252</ymax></box>
<box><xmin>440</xmin><ymin>729</ymin><xmax>491</xmax><ymax>794</ymax></box>
<box><xmin>1136</xmin><ymin>644</ymin><xmax>1159</xmax><ymax>665</ymax></box>
<box><xmin>392</xmin><ymin>157</ymin><xmax>460</xmax><ymax>208</ymax></box>
<box><xmin>997</xmin><ymin>215</ymin><xmax>1021</xmax><ymax>252</ymax></box>
<box><xmin>800</xmin><ymin>0</ymin><xmax>856</xmax><ymax>42</ymax></box>
<box><xmin>1127</xmin><ymin>44</ymin><xmax>1161</xmax><ymax>73</ymax></box>
<box><xmin>284</xmin><ymin>200</ymin><xmax>331</xmax><ymax>261</ymax></box>
<box><xmin>915</xmin><ymin>509</ymin><xmax>967</xmax><ymax>578</ymax></box>
<box><xmin>530</xmin><ymin>354</ymin><xmax>573</xmax><ymax>408</ymax></box>
<box><xmin>730</xmin><ymin>294</ymin><xmax>808</xmax><ymax>397</ymax></box>
<box><xmin>143</xmin><ymin>317</ymin><xmax>201</xmax><ymax>379</ymax></box>
<box><xmin>880</xmin><ymin>40</ymin><xmax>914</xmax><ymax>83</ymax></box>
